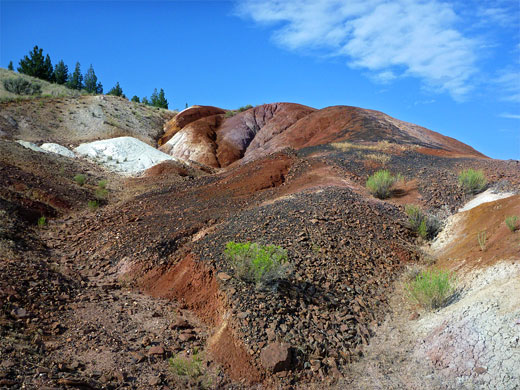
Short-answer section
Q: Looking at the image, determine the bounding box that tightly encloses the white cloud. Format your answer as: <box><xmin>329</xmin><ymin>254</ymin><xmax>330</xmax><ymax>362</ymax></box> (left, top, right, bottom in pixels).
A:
<box><xmin>495</xmin><ymin>69</ymin><xmax>520</xmax><ymax>103</ymax></box>
<box><xmin>499</xmin><ymin>113</ymin><xmax>520</xmax><ymax>119</ymax></box>
<box><xmin>237</xmin><ymin>0</ymin><xmax>478</xmax><ymax>99</ymax></box>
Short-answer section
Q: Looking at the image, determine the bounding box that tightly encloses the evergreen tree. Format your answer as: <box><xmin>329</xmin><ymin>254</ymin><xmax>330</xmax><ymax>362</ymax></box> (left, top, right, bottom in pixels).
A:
<box><xmin>156</xmin><ymin>88</ymin><xmax>168</xmax><ymax>109</ymax></box>
<box><xmin>96</xmin><ymin>81</ymin><xmax>103</xmax><ymax>94</ymax></box>
<box><xmin>107</xmin><ymin>82</ymin><xmax>125</xmax><ymax>97</ymax></box>
<box><xmin>7</xmin><ymin>61</ymin><xmax>14</xmax><ymax>71</ymax></box>
<box><xmin>150</xmin><ymin>88</ymin><xmax>159</xmax><ymax>106</ymax></box>
<box><xmin>141</xmin><ymin>96</ymin><xmax>149</xmax><ymax>105</ymax></box>
<box><xmin>44</xmin><ymin>55</ymin><xmax>54</xmax><ymax>82</ymax></box>
<box><xmin>131</xmin><ymin>95</ymin><xmax>140</xmax><ymax>103</ymax></box>
<box><xmin>83</xmin><ymin>64</ymin><xmax>100</xmax><ymax>94</ymax></box>
<box><xmin>17</xmin><ymin>45</ymin><xmax>53</xmax><ymax>81</ymax></box>
<box><xmin>67</xmin><ymin>62</ymin><xmax>83</xmax><ymax>90</ymax></box>
<box><xmin>53</xmin><ymin>60</ymin><xmax>68</xmax><ymax>85</ymax></box>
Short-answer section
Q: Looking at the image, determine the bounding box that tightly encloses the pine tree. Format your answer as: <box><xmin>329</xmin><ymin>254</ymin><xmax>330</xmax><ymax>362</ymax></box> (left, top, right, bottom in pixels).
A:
<box><xmin>141</xmin><ymin>96</ymin><xmax>149</xmax><ymax>105</ymax></box>
<box><xmin>156</xmin><ymin>88</ymin><xmax>168</xmax><ymax>109</ymax></box>
<box><xmin>44</xmin><ymin>55</ymin><xmax>54</xmax><ymax>82</ymax></box>
<box><xmin>53</xmin><ymin>60</ymin><xmax>68</xmax><ymax>85</ymax></box>
<box><xmin>83</xmin><ymin>64</ymin><xmax>100</xmax><ymax>94</ymax></box>
<box><xmin>150</xmin><ymin>88</ymin><xmax>159</xmax><ymax>106</ymax></box>
<box><xmin>131</xmin><ymin>95</ymin><xmax>140</xmax><ymax>103</ymax></box>
<box><xmin>17</xmin><ymin>45</ymin><xmax>53</xmax><ymax>81</ymax></box>
<box><xmin>107</xmin><ymin>82</ymin><xmax>125</xmax><ymax>97</ymax></box>
<box><xmin>67</xmin><ymin>62</ymin><xmax>83</xmax><ymax>90</ymax></box>
<box><xmin>96</xmin><ymin>81</ymin><xmax>103</xmax><ymax>94</ymax></box>
<box><xmin>7</xmin><ymin>61</ymin><xmax>14</xmax><ymax>71</ymax></box>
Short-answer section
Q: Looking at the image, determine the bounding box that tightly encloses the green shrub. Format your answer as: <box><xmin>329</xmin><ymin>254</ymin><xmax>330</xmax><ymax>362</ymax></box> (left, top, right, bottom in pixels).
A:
<box><xmin>37</xmin><ymin>216</ymin><xmax>46</xmax><ymax>227</ymax></box>
<box><xmin>169</xmin><ymin>351</ymin><xmax>203</xmax><ymax>378</ymax></box>
<box><xmin>405</xmin><ymin>205</ymin><xmax>442</xmax><ymax>240</ymax></box>
<box><xmin>98</xmin><ymin>179</ymin><xmax>107</xmax><ymax>189</ymax></box>
<box><xmin>505</xmin><ymin>216</ymin><xmax>519</xmax><ymax>232</ymax></box>
<box><xmin>458</xmin><ymin>169</ymin><xmax>487</xmax><ymax>194</ymax></box>
<box><xmin>224</xmin><ymin>241</ymin><xmax>289</xmax><ymax>288</ymax></box>
<box><xmin>406</xmin><ymin>269</ymin><xmax>456</xmax><ymax>310</ymax></box>
<box><xmin>405</xmin><ymin>205</ymin><xmax>424</xmax><ymax>231</ymax></box>
<box><xmin>73</xmin><ymin>174</ymin><xmax>86</xmax><ymax>186</ymax></box>
<box><xmin>3</xmin><ymin>78</ymin><xmax>42</xmax><ymax>95</ymax></box>
<box><xmin>88</xmin><ymin>200</ymin><xmax>99</xmax><ymax>211</ymax></box>
<box><xmin>366</xmin><ymin>169</ymin><xmax>396</xmax><ymax>199</ymax></box>
<box><xmin>237</xmin><ymin>104</ymin><xmax>253</xmax><ymax>112</ymax></box>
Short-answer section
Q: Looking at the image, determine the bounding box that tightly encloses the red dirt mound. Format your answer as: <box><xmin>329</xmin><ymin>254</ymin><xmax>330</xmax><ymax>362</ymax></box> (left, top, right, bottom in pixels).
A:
<box><xmin>159</xmin><ymin>103</ymin><xmax>485</xmax><ymax>169</ymax></box>
<box><xmin>217</xmin><ymin>103</ymin><xmax>316</xmax><ymax>166</ymax></box>
<box><xmin>159</xmin><ymin>105</ymin><xmax>225</xmax><ymax>146</ymax></box>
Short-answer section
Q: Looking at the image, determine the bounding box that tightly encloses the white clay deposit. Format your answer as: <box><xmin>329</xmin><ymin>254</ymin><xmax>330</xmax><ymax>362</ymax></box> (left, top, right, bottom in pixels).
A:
<box><xmin>40</xmin><ymin>143</ymin><xmax>76</xmax><ymax>158</ymax></box>
<box><xmin>74</xmin><ymin>136</ymin><xmax>177</xmax><ymax>175</ymax></box>
<box><xmin>16</xmin><ymin>140</ymin><xmax>47</xmax><ymax>153</ymax></box>
<box><xmin>458</xmin><ymin>189</ymin><xmax>515</xmax><ymax>212</ymax></box>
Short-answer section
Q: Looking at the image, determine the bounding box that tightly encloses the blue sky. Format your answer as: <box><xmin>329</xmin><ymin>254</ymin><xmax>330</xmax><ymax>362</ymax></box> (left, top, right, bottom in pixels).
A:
<box><xmin>1</xmin><ymin>0</ymin><xmax>519</xmax><ymax>159</ymax></box>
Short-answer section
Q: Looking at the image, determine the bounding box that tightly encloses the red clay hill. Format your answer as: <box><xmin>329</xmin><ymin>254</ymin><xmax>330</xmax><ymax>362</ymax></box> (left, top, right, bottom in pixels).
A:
<box><xmin>158</xmin><ymin>103</ymin><xmax>486</xmax><ymax>168</ymax></box>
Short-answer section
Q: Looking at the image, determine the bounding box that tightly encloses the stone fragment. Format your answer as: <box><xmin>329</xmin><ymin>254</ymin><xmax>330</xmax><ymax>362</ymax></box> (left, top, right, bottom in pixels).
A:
<box><xmin>147</xmin><ymin>345</ymin><xmax>165</xmax><ymax>356</ymax></box>
<box><xmin>260</xmin><ymin>342</ymin><xmax>293</xmax><ymax>373</ymax></box>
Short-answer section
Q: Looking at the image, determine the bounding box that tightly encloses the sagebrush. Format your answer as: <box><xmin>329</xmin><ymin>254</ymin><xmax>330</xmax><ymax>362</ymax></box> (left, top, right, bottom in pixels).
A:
<box><xmin>366</xmin><ymin>169</ymin><xmax>396</xmax><ymax>199</ymax></box>
<box><xmin>224</xmin><ymin>241</ymin><xmax>289</xmax><ymax>288</ymax></box>
<box><xmin>406</xmin><ymin>269</ymin><xmax>456</xmax><ymax>310</ymax></box>
<box><xmin>505</xmin><ymin>216</ymin><xmax>518</xmax><ymax>232</ymax></box>
<box><xmin>3</xmin><ymin>78</ymin><xmax>42</xmax><ymax>95</ymax></box>
<box><xmin>458</xmin><ymin>169</ymin><xmax>487</xmax><ymax>194</ymax></box>
<box><xmin>405</xmin><ymin>205</ymin><xmax>441</xmax><ymax>240</ymax></box>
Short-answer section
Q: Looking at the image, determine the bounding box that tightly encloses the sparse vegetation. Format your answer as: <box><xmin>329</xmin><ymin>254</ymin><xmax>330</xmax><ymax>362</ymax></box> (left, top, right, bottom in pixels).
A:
<box><xmin>224</xmin><ymin>241</ymin><xmax>290</xmax><ymax>288</ymax></box>
<box><xmin>169</xmin><ymin>350</ymin><xmax>203</xmax><ymax>378</ymax></box>
<box><xmin>95</xmin><ymin>180</ymin><xmax>109</xmax><ymax>201</ymax></box>
<box><xmin>477</xmin><ymin>230</ymin><xmax>487</xmax><ymax>251</ymax></box>
<box><xmin>37</xmin><ymin>216</ymin><xmax>46</xmax><ymax>227</ymax></box>
<box><xmin>73</xmin><ymin>174</ymin><xmax>86</xmax><ymax>186</ymax></box>
<box><xmin>458</xmin><ymin>168</ymin><xmax>487</xmax><ymax>194</ymax></box>
<box><xmin>365</xmin><ymin>153</ymin><xmax>391</xmax><ymax>165</ymax></box>
<box><xmin>405</xmin><ymin>204</ymin><xmax>441</xmax><ymax>240</ymax></box>
<box><xmin>88</xmin><ymin>200</ymin><xmax>99</xmax><ymax>211</ymax></box>
<box><xmin>3</xmin><ymin>78</ymin><xmax>42</xmax><ymax>95</ymax></box>
<box><xmin>366</xmin><ymin>169</ymin><xmax>396</xmax><ymax>199</ymax></box>
<box><xmin>406</xmin><ymin>268</ymin><xmax>456</xmax><ymax>310</ymax></box>
<box><xmin>331</xmin><ymin>140</ymin><xmax>411</xmax><ymax>153</ymax></box>
<box><xmin>505</xmin><ymin>216</ymin><xmax>519</xmax><ymax>232</ymax></box>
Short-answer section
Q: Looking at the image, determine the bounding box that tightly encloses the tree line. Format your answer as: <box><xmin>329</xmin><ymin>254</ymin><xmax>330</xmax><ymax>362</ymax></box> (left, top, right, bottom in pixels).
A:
<box><xmin>7</xmin><ymin>46</ymin><xmax>168</xmax><ymax>109</ymax></box>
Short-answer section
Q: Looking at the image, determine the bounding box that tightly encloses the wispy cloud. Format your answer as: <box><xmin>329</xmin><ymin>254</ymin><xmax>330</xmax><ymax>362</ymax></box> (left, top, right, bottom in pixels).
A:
<box><xmin>495</xmin><ymin>68</ymin><xmax>520</xmax><ymax>103</ymax></box>
<box><xmin>237</xmin><ymin>0</ymin><xmax>479</xmax><ymax>99</ymax></box>
<box><xmin>499</xmin><ymin>113</ymin><xmax>520</xmax><ymax>119</ymax></box>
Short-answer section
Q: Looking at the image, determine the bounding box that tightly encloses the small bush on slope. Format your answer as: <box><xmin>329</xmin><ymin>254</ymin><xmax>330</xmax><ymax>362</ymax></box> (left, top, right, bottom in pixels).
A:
<box><xmin>366</xmin><ymin>169</ymin><xmax>397</xmax><ymax>199</ymax></box>
<box><xmin>406</xmin><ymin>269</ymin><xmax>456</xmax><ymax>310</ymax></box>
<box><xmin>405</xmin><ymin>205</ymin><xmax>442</xmax><ymax>240</ymax></box>
<box><xmin>224</xmin><ymin>241</ymin><xmax>290</xmax><ymax>289</ymax></box>
<box><xmin>505</xmin><ymin>216</ymin><xmax>519</xmax><ymax>232</ymax></box>
<box><xmin>73</xmin><ymin>174</ymin><xmax>86</xmax><ymax>186</ymax></box>
<box><xmin>3</xmin><ymin>78</ymin><xmax>41</xmax><ymax>95</ymax></box>
<box><xmin>458</xmin><ymin>169</ymin><xmax>487</xmax><ymax>194</ymax></box>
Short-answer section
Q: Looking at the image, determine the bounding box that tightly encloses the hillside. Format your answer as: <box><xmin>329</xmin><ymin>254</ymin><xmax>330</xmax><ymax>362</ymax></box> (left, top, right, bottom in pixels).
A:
<box><xmin>158</xmin><ymin>103</ymin><xmax>486</xmax><ymax>169</ymax></box>
<box><xmin>0</xmin><ymin>95</ymin><xmax>518</xmax><ymax>389</ymax></box>
<box><xmin>0</xmin><ymin>68</ymin><xmax>81</xmax><ymax>101</ymax></box>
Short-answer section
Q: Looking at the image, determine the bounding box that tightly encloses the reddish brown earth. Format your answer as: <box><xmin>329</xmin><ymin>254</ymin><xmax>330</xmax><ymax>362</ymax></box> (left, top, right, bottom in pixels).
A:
<box><xmin>159</xmin><ymin>103</ymin><xmax>486</xmax><ymax>168</ymax></box>
<box><xmin>1</xmin><ymin>97</ymin><xmax>519</xmax><ymax>389</ymax></box>
<box><xmin>159</xmin><ymin>105</ymin><xmax>225</xmax><ymax>146</ymax></box>
<box><xmin>435</xmin><ymin>195</ymin><xmax>520</xmax><ymax>271</ymax></box>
